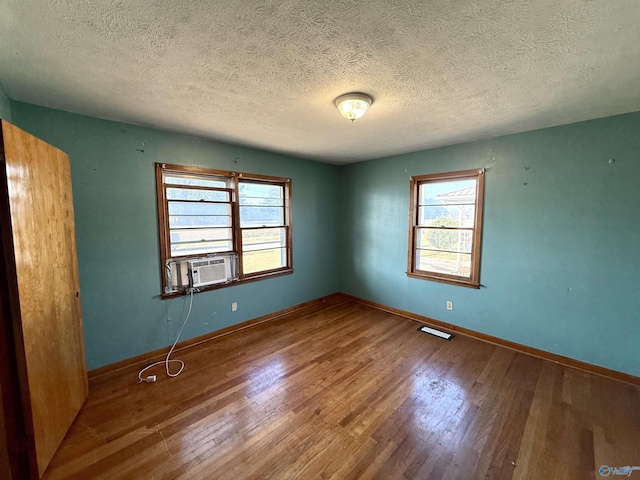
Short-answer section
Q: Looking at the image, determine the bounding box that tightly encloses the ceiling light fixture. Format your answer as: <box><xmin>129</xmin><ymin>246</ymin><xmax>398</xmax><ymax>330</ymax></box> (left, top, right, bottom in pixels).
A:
<box><xmin>335</xmin><ymin>93</ymin><xmax>373</xmax><ymax>122</ymax></box>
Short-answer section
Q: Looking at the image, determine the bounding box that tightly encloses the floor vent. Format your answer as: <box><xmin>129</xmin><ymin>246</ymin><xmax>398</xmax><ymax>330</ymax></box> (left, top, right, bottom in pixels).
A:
<box><xmin>418</xmin><ymin>325</ymin><xmax>454</xmax><ymax>341</ymax></box>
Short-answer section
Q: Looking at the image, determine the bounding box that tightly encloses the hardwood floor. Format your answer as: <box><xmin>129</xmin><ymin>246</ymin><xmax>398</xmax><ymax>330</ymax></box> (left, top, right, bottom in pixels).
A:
<box><xmin>43</xmin><ymin>296</ymin><xmax>640</xmax><ymax>480</ymax></box>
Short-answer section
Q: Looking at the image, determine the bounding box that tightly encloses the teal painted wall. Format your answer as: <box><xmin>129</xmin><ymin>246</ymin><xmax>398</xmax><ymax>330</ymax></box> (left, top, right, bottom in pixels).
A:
<box><xmin>339</xmin><ymin>112</ymin><xmax>640</xmax><ymax>377</ymax></box>
<box><xmin>11</xmin><ymin>102</ymin><xmax>341</xmax><ymax>370</ymax></box>
<box><xmin>10</xmin><ymin>99</ymin><xmax>640</xmax><ymax>377</ymax></box>
<box><xmin>0</xmin><ymin>86</ymin><xmax>11</xmax><ymax>121</ymax></box>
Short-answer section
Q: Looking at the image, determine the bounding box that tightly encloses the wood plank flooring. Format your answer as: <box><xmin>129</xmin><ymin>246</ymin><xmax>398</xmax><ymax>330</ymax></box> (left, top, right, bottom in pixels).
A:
<box><xmin>43</xmin><ymin>296</ymin><xmax>640</xmax><ymax>480</ymax></box>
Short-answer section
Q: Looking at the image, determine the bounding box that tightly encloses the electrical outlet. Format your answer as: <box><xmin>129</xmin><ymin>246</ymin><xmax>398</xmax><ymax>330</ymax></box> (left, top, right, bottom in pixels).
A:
<box><xmin>231</xmin><ymin>302</ymin><xmax>237</xmax><ymax>312</ymax></box>
<box><xmin>446</xmin><ymin>301</ymin><xmax>453</xmax><ymax>311</ymax></box>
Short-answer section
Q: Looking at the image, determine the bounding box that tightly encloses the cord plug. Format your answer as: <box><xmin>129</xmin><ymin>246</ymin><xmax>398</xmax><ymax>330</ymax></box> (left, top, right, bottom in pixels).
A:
<box><xmin>144</xmin><ymin>375</ymin><xmax>157</xmax><ymax>383</ymax></box>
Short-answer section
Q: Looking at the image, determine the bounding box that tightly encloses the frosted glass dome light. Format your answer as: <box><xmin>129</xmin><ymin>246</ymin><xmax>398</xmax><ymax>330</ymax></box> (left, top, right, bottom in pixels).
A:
<box><xmin>335</xmin><ymin>93</ymin><xmax>373</xmax><ymax>122</ymax></box>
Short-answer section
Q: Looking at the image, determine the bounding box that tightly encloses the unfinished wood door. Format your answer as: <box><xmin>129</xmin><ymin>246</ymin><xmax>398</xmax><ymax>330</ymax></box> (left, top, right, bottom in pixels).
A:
<box><xmin>0</xmin><ymin>120</ymin><xmax>88</xmax><ymax>478</ymax></box>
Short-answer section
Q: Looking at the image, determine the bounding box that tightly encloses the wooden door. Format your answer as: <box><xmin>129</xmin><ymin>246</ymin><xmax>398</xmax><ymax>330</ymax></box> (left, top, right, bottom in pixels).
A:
<box><xmin>0</xmin><ymin>120</ymin><xmax>88</xmax><ymax>478</ymax></box>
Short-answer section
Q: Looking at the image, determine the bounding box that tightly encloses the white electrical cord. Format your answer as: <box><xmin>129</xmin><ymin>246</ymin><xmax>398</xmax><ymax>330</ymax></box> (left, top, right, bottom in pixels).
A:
<box><xmin>138</xmin><ymin>288</ymin><xmax>194</xmax><ymax>383</ymax></box>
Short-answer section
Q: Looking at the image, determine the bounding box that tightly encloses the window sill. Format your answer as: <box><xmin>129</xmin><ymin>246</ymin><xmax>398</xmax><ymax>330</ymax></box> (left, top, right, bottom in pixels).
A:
<box><xmin>406</xmin><ymin>271</ymin><xmax>480</xmax><ymax>289</ymax></box>
<box><xmin>161</xmin><ymin>268</ymin><xmax>294</xmax><ymax>299</ymax></box>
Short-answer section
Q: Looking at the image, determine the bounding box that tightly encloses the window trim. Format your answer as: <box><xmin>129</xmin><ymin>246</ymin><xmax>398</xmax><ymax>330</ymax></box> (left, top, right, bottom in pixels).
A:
<box><xmin>407</xmin><ymin>168</ymin><xmax>485</xmax><ymax>289</ymax></box>
<box><xmin>156</xmin><ymin>163</ymin><xmax>293</xmax><ymax>297</ymax></box>
<box><xmin>236</xmin><ymin>173</ymin><xmax>293</xmax><ymax>281</ymax></box>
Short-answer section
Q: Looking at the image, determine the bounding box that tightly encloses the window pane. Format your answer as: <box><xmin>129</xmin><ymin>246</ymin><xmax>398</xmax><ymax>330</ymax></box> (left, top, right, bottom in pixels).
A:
<box><xmin>169</xmin><ymin>215</ymin><xmax>231</xmax><ymax>228</ymax></box>
<box><xmin>418</xmin><ymin>205</ymin><xmax>475</xmax><ymax>228</ymax></box>
<box><xmin>243</xmin><ymin>248</ymin><xmax>286</xmax><ymax>274</ymax></box>
<box><xmin>420</xmin><ymin>179</ymin><xmax>476</xmax><ymax>205</ymax></box>
<box><xmin>241</xmin><ymin>227</ymin><xmax>286</xmax><ymax>252</ymax></box>
<box><xmin>166</xmin><ymin>187</ymin><xmax>229</xmax><ymax>202</ymax></box>
<box><xmin>170</xmin><ymin>241</ymin><xmax>232</xmax><ymax>257</ymax></box>
<box><xmin>239</xmin><ymin>183</ymin><xmax>282</xmax><ymax>199</ymax></box>
<box><xmin>416</xmin><ymin>228</ymin><xmax>473</xmax><ymax>253</ymax></box>
<box><xmin>170</xmin><ymin>227</ymin><xmax>232</xmax><ymax>244</ymax></box>
<box><xmin>168</xmin><ymin>201</ymin><xmax>230</xmax><ymax>216</ymax></box>
<box><xmin>170</xmin><ymin>228</ymin><xmax>232</xmax><ymax>257</ymax></box>
<box><xmin>416</xmin><ymin>250</ymin><xmax>472</xmax><ymax>278</ymax></box>
<box><xmin>240</xmin><ymin>207</ymin><xmax>284</xmax><ymax>227</ymax></box>
<box><xmin>239</xmin><ymin>196</ymin><xmax>284</xmax><ymax>206</ymax></box>
<box><xmin>165</xmin><ymin>175</ymin><xmax>227</xmax><ymax>188</ymax></box>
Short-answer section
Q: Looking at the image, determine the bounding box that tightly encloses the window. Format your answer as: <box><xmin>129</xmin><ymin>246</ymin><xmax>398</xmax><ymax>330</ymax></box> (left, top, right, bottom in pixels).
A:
<box><xmin>238</xmin><ymin>180</ymin><xmax>289</xmax><ymax>274</ymax></box>
<box><xmin>407</xmin><ymin>168</ymin><xmax>485</xmax><ymax>288</ymax></box>
<box><xmin>156</xmin><ymin>163</ymin><xmax>292</xmax><ymax>296</ymax></box>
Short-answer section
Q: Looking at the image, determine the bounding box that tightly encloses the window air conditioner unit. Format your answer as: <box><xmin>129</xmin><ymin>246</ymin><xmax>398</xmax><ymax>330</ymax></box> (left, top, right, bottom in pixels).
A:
<box><xmin>187</xmin><ymin>257</ymin><xmax>232</xmax><ymax>288</ymax></box>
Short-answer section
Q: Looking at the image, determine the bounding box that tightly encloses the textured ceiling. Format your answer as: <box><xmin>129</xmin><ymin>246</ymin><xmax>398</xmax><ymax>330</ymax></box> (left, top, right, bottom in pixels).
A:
<box><xmin>1</xmin><ymin>1</ymin><xmax>640</xmax><ymax>164</ymax></box>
